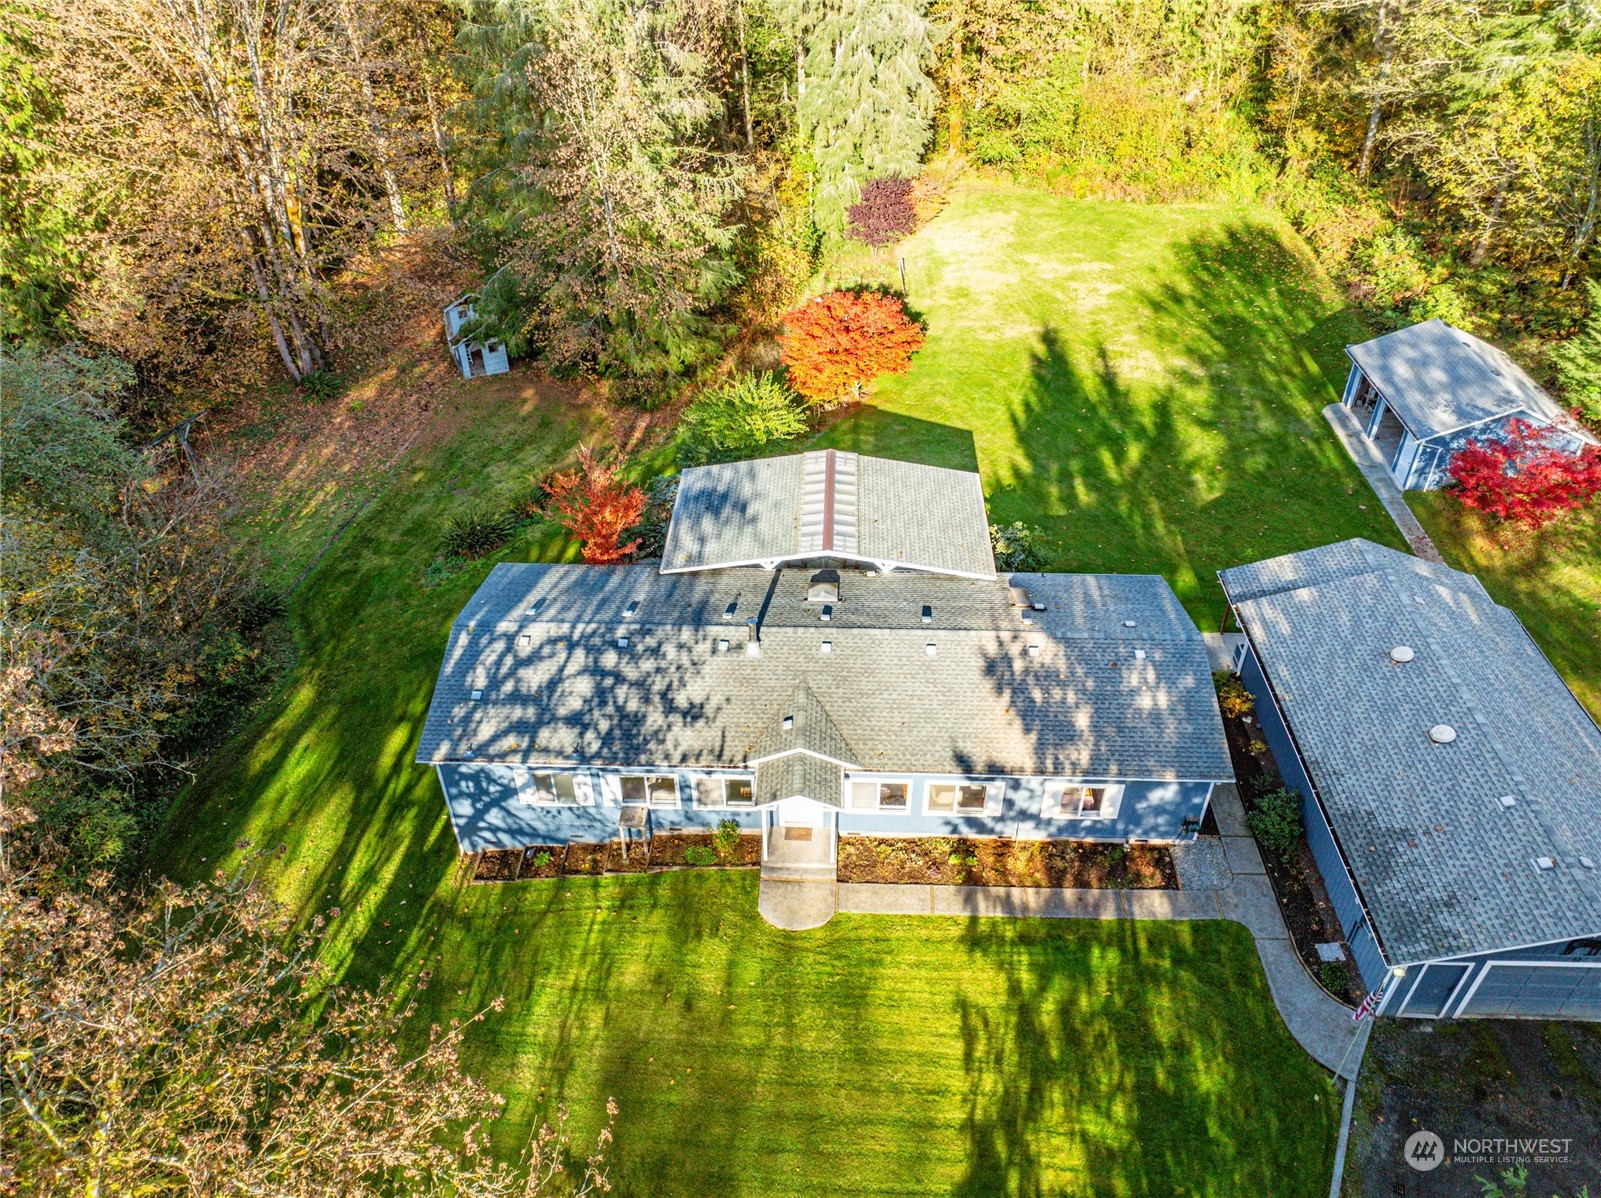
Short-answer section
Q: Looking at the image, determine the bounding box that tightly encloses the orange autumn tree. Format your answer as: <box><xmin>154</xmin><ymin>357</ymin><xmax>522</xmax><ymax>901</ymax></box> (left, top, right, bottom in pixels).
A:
<box><xmin>778</xmin><ymin>290</ymin><xmax>925</xmax><ymax>405</ymax></box>
<box><xmin>544</xmin><ymin>446</ymin><xmax>647</xmax><ymax>564</ymax></box>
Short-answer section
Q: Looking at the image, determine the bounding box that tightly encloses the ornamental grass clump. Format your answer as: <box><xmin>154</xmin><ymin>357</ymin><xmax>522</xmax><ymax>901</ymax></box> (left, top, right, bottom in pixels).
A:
<box><xmin>440</xmin><ymin>505</ymin><xmax>519</xmax><ymax>559</ymax></box>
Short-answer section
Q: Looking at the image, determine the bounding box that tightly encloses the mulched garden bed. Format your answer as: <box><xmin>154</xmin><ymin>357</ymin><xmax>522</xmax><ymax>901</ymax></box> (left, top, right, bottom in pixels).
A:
<box><xmin>470</xmin><ymin>834</ymin><xmax>761</xmax><ymax>882</ymax></box>
<box><xmin>836</xmin><ymin>835</ymin><xmax>1176</xmax><ymax>889</ymax></box>
<box><xmin>1222</xmin><ymin>700</ymin><xmax>1366</xmax><ymax>1005</ymax></box>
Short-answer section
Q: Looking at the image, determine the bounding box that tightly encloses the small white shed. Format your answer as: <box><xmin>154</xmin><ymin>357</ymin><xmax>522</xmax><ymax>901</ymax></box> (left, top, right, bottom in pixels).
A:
<box><xmin>443</xmin><ymin>296</ymin><xmax>510</xmax><ymax>380</ymax></box>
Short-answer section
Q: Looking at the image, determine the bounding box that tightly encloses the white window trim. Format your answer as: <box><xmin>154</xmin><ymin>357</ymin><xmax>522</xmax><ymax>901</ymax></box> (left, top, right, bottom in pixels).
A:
<box><xmin>512</xmin><ymin>767</ymin><xmax>581</xmax><ymax>807</ymax></box>
<box><xmin>617</xmin><ymin>772</ymin><xmax>682</xmax><ymax>809</ymax></box>
<box><xmin>704</xmin><ymin>774</ymin><xmax>756</xmax><ymax>809</ymax></box>
<box><xmin>847</xmin><ymin>777</ymin><xmax>914</xmax><ymax>814</ymax></box>
<box><xmin>923</xmin><ymin>779</ymin><xmax>1004</xmax><ymax>816</ymax></box>
<box><xmin>1043</xmin><ymin>781</ymin><xmax>1125</xmax><ymax>820</ymax></box>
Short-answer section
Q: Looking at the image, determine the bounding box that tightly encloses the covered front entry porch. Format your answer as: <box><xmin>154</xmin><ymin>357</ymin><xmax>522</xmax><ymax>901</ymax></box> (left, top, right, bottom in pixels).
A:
<box><xmin>759</xmin><ymin>797</ymin><xmax>838</xmax><ymax>874</ymax></box>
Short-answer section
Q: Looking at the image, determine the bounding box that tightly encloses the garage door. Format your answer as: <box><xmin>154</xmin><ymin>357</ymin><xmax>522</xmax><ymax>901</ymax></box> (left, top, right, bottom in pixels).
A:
<box><xmin>1458</xmin><ymin>963</ymin><xmax>1601</xmax><ymax>1019</ymax></box>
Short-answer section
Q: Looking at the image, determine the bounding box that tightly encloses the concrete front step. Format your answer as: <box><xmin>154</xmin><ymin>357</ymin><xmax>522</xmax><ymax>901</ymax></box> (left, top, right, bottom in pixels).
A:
<box><xmin>760</xmin><ymin>863</ymin><xmax>837</xmax><ymax>882</ymax></box>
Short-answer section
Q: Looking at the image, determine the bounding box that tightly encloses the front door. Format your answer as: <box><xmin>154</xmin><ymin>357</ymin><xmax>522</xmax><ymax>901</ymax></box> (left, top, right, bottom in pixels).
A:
<box><xmin>777</xmin><ymin>796</ymin><xmax>826</xmax><ymax>828</ymax></box>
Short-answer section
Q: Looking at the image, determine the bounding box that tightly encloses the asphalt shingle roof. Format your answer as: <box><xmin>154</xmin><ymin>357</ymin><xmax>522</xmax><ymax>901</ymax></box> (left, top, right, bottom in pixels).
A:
<box><xmin>1346</xmin><ymin>319</ymin><xmax>1566</xmax><ymax>439</ymax></box>
<box><xmin>417</xmin><ymin>563</ymin><xmax>1233</xmax><ymax>802</ymax></box>
<box><xmin>661</xmin><ymin>450</ymin><xmax>996</xmax><ymax>578</ymax></box>
<box><xmin>1222</xmin><ymin>539</ymin><xmax>1601</xmax><ymax>964</ymax></box>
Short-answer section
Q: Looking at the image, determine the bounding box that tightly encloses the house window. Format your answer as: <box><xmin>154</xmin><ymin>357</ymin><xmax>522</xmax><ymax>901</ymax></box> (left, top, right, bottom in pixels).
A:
<box><xmin>927</xmin><ymin>782</ymin><xmax>994</xmax><ymax>813</ymax></box>
<box><xmin>518</xmin><ymin>770</ymin><xmax>577</xmax><ymax>805</ymax></box>
<box><xmin>723</xmin><ymin>778</ymin><xmax>754</xmax><ymax>807</ymax></box>
<box><xmin>849</xmin><ymin>781</ymin><xmax>909</xmax><ymax>811</ymax></box>
<box><xmin>621</xmin><ymin>774</ymin><xmax>679</xmax><ymax>807</ymax></box>
<box><xmin>1045</xmin><ymin>782</ymin><xmax>1123</xmax><ymax>819</ymax></box>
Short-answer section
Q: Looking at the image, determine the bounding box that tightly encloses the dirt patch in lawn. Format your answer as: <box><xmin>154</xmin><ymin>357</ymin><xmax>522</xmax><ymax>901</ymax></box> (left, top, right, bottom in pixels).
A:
<box><xmin>472</xmin><ymin>834</ymin><xmax>761</xmax><ymax>882</ymax></box>
<box><xmin>836</xmin><ymin>835</ymin><xmax>1175</xmax><ymax>888</ymax></box>
<box><xmin>1345</xmin><ymin>1019</ymin><xmax>1601</xmax><ymax>1197</ymax></box>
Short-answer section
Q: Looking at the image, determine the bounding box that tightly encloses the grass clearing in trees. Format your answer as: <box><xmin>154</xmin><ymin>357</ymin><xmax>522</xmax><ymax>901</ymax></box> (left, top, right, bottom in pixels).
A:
<box><xmin>806</xmin><ymin>179</ymin><xmax>1405</xmax><ymax>626</ymax></box>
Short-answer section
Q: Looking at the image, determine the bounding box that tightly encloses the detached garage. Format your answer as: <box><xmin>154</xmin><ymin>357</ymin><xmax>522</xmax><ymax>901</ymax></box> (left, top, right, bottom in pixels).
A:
<box><xmin>1220</xmin><ymin>539</ymin><xmax>1601</xmax><ymax>1021</ymax></box>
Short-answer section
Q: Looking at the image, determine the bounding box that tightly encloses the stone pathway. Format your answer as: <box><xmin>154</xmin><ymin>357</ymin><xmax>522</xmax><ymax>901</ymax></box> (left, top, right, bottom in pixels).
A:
<box><xmin>757</xmin><ymin>785</ymin><xmax>1365</xmax><ymax>1078</ymax></box>
<box><xmin>1322</xmin><ymin>402</ymin><xmax>1446</xmax><ymax>563</ymax></box>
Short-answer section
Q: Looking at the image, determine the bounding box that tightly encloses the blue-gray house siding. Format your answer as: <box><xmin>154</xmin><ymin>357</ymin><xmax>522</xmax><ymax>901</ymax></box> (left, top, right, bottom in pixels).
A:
<box><xmin>436</xmin><ymin>763</ymin><xmax>1214</xmax><ymax>854</ymax></box>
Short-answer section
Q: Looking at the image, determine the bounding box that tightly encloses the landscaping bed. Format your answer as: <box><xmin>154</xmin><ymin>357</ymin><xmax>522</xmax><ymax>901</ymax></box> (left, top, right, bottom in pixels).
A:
<box><xmin>1219</xmin><ymin>682</ymin><xmax>1364</xmax><ymax>1005</ymax></box>
<box><xmin>836</xmin><ymin>835</ymin><xmax>1176</xmax><ymax>889</ymax></box>
<box><xmin>472</xmin><ymin>834</ymin><xmax>760</xmax><ymax>882</ymax></box>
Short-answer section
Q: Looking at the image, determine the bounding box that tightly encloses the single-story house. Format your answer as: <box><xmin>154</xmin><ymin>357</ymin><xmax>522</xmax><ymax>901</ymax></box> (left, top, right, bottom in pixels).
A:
<box><xmin>1340</xmin><ymin>318</ymin><xmax>1597</xmax><ymax>490</ymax></box>
<box><xmin>1221</xmin><ymin>540</ymin><xmax>1601</xmax><ymax>1021</ymax></box>
<box><xmin>417</xmin><ymin>451</ymin><xmax>1234</xmax><ymax>862</ymax></box>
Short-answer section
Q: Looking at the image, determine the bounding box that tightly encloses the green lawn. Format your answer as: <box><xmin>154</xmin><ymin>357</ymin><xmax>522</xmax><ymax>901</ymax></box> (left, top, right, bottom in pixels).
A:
<box><xmin>810</xmin><ymin>181</ymin><xmax>1405</xmax><ymax>626</ymax></box>
<box><xmin>149</xmin><ymin>186</ymin><xmax>1390</xmax><ymax>1193</ymax></box>
<box><xmin>1408</xmin><ymin>493</ymin><xmax>1601</xmax><ymax>719</ymax></box>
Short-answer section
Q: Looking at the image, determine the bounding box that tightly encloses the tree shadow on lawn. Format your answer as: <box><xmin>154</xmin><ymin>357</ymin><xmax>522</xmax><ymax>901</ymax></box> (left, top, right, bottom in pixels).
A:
<box><xmin>809</xmin><ymin>407</ymin><xmax>981</xmax><ymax>474</ymax></box>
<box><xmin>951</xmin><ymin>917</ymin><xmax>1339</xmax><ymax>1198</ymax></box>
<box><xmin>1001</xmin><ymin>221</ymin><xmax>1404</xmax><ymax>624</ymax></box>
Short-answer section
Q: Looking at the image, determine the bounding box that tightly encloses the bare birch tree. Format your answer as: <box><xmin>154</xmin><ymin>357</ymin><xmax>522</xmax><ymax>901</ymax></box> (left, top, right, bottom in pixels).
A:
<box><xmin>32</xmin><ymin>0</ymin><xmax>431</xmax><ymax>383</ymax></box>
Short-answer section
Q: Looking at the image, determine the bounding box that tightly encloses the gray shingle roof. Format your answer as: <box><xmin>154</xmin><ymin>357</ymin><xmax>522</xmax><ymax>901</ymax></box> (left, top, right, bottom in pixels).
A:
<box><xmin>749</xmin><ymin>681</ymin><xmax>859</xmax><ymax>766</ymax></box>
<box><xmin>1222</xmin><ymin>540</ymin><xmax>1601</xmax><ymax>964</ymax></box>
<box><xmin>1346</xmin><ymin>319</ymin><xmax>1565</xmax><ymax>439</ymax></box>
<box><xmin>755</xmin><ymin>751</ymin><xmax>845</xmax><ymax>805</ymax></box>
<box><xmin>417</xmin><ymin>563</ymin><xmax>1232</xmax><ymax>790</ymax></box>
<box><xmin>661</xmin><ymin>450</ymin><xmax>996</xmax><ymax>578</ymax></box>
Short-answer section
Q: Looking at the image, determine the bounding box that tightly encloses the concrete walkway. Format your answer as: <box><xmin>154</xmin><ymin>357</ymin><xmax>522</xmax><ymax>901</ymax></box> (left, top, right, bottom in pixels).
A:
<box><xmin>757</xmin><ymin>785</ymin><xmax>1364</xmax><ymax>1078</ymax></box>
<box><xmin>1323</xmin><ymin>402</ymin><xmax>1445</xmax><ymax>563</ymax></box>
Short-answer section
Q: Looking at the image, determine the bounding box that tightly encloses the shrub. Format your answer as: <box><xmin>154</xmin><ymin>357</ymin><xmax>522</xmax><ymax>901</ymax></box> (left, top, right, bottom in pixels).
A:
<box><xmin>299</xmin><ymin>369</ymin><xmax>341</xmax><ymax>404</ymax></box>
<box><xmin>544</xmin><ymin>446</ymin><xmax>648</xmax><ymax>564</ymax></box>
<box><xmin>1319</xmin><ymin>959</ymin><xmax>1350</xmax><ymax>996</ymax></box>
<box><xmin>236</xmin><ymin>585</ymin><xmax>287</xmax><ymax>632</ymax></box>
<box><xmin>684</xmin><ymin>845</ymin><xmax>718</xmax><ymax>866</ymax></box>
<box><xmin>630</xmin><ymin>476</ymin><xmax>679</xmax><ymax>559</ymax></box>
<box><xmin>990</xmin><ymin>521</ymin><xmax>1047</xmax><ymax>571</ymax></box>
<box><xmin>712</xmin><ymin>818</ymin><xmax>741</xmax><ymax>860</ymax></box>
<box><xmin>1446</xmin><ymin>418</ymin><xmax>1601</xmax><ymax>529</ymax></box>
<box><xmin>440</xmin><ymin>505</ymin><xmax>518</xmax><ymax>559</ymax></box>
<box><xmin>1213</xmin><ymin>672</ymin><xmax>1255</xmax><ymax>719</ymax></box>
<box><xmin>1552</xmin><ymin>278</ymin><xmax>1601</xmax><ymax>423</ymax></box>
<box><xmin>778</xmin><ymin>290</ymin><xmax>925</xmax><ymax>405</ymax></box>
<box><xmin>847</xmin><ymin>177</ymin><xmax>916</xmax><ymax>248</ymax></box>
<box><xmin>677</xmin><ymin>372</ymin><xmax>809</xmax><ymax>466</ymax></box>
<box><xmin>1247</xmin><ymin>789</ymin><xmax>1304</xmax><ymax>860</ymax></box>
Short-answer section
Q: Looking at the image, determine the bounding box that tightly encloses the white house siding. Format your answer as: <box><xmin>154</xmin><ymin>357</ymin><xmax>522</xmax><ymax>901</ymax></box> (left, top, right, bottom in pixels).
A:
<box><xmin>437</xmin><ymin>764</ymin><xmax>1213</xmax><ymax>853</ymax></box>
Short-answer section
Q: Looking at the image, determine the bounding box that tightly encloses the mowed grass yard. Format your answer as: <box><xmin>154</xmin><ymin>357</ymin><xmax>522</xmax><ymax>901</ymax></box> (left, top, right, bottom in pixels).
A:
<box><xmin>146</xmin><ymin>185</ymin><xmax>1408</xmax><ymax>1193</ymax></box>
<box><xmin>811</xmin><ymin>181</ymin><xmax>1404</xmax><ymax>624</ymax></box>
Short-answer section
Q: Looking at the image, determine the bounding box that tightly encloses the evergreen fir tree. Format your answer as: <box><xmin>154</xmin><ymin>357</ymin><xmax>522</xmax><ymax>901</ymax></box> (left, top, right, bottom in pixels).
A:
<box><xmin>784</xmin><ymin>0</ymin><xmax>938</xmax><ymax>236</ymax></box>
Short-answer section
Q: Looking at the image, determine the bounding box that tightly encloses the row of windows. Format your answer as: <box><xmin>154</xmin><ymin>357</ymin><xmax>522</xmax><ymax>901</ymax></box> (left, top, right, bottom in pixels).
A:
<box><xmin>845</xmin><ymin>780</ymin><xmax>1122</xmax><ymax>819</ymax></box>
<box><xmin>512</xmin><ymin>770</ymin><xmax>1122</xmax><ymax>819</ymax></box>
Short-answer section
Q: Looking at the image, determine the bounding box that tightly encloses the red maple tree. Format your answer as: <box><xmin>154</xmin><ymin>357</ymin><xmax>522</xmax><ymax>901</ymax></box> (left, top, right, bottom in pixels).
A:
<box><xmin>544</xmin><ymin>446</ymin><xmax>647</xmax><ymax>564</ymax></box>
<box><xmin>778</xmin><ymin>290</ymin><xmax>925</xmax><ymax>405</ymax></box>
<box><xmin>1446</xmin><ymin>418</ymin><xmax>1601</xmax><ymax>529</ymax></box>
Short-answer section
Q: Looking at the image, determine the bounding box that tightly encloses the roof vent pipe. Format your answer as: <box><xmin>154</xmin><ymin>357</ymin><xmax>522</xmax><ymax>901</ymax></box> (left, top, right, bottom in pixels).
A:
<box><xmin>1390</xmin><ymin>645</ymin><xmax>1415</xmax><ymax>663</ymax></box>
<box><xmin>1428</xmin><ymin>724</ymin><xmax>1457</xmax><ymax>744</ymax></box>
<box><xmin>745</xmin><ymin>616</ymin><xmax>760</xmax><ymax>656</ymax></box>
